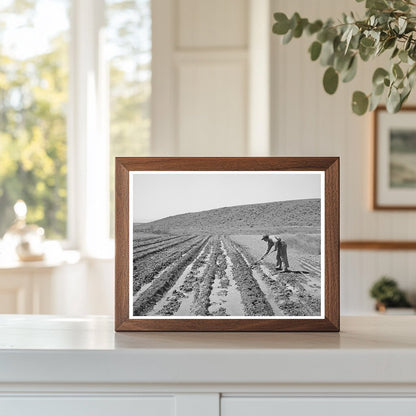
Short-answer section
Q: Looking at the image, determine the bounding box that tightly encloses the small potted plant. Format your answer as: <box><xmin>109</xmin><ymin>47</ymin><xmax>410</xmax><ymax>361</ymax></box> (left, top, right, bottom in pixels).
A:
<box><xmin>370</xmin><ymin>276</ymin><xmax>414</xmax><ymax>314</ymax></box>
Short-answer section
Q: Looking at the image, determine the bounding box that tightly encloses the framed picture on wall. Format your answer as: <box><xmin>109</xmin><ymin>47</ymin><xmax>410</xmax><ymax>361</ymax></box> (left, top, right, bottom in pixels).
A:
<box><xmin>374</xmin><ymin>106</ymin><xmax>416</xmax><ymax>209</ymax></box>
<box><xmin>115</xmin><ymin>157</ymin><xmax>339</xmax><ymax>332</ymax></box>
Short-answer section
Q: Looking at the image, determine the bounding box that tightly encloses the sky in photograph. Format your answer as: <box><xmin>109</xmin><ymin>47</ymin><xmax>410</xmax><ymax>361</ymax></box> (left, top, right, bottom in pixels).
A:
<box><xmin>132</xmin><ymin>172</ymin><xmax>322</xmax><ymax>223</ymax></box>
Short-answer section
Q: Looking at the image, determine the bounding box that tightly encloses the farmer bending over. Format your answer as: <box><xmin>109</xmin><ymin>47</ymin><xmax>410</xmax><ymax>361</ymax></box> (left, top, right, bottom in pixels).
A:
<box><xmin>260</xmin><ymin>235</ymin><xmax>289</xmax><ymax>272</ymax></box>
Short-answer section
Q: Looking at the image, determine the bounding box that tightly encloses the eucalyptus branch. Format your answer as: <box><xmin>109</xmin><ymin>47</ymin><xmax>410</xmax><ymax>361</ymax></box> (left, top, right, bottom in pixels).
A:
<box><xmin>272</xmin><ymin>0</ymin><xmax>416</xmax><ymax>115</ymax></box>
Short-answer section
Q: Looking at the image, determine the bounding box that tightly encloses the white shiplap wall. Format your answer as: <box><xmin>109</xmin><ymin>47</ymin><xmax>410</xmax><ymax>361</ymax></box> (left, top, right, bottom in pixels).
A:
<box><xmin>271</xmin><ymin>0</ymin><xmax>416</xmax><ymax>313</ymax></box>
<box><xmin>152</xmin><ymin>0</ymin><xmax>249</xmax><ymax>156</ymax></box>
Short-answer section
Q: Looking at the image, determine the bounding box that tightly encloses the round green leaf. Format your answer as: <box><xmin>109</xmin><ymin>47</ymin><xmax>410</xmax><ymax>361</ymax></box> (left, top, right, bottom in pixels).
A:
<box><xmin>393</xmin><ymin>63</ymin><xmax>404</xmax><ymax>79</ymax></box>
<box><xmin>352</xmin><ymin>91</ymin><xmax>369</xmax><ymax>115</ymax></box>
<box><xmin>290</xmin><ymin>12</ymin><xmax>301</xmax><ymax>30</ymax></box>
<box><xmin>309</xmin><ymin>41</ymin><xmax>322</xmax><ymax>61</ymax></box>
<box><xmin>399</xmin><ymin>50</ymin><xmax>408</xmax><ymax>63</ymax></box>
<box><xmin>373</xmin><ymin>82</ymin><xmax>384</xmax><ymax>96</ymax></box>
<box><xmin>391</xmin><ymin>47</ymin><xmax>399</xmax><ymax>59</ymax></box>
<box><xmin>282</xmin><ymin>29</ymin><xmax>293</xmax><ymax>45</ymax></box>
<box><xmin>384</xmin><ymin>37</ymin><xmax>396</xmax><ymax>50</ymax></box>
<box><xmin>405</xmin><ymin>34</ymin><xmax>413</xmax><ymax>51</ymax></box>
<box><xmin>323</xmin><ymin>67</ymin><xmax>339</xmax><ymax>95</ymax></box>
<box><xmin>273</xmin><ymin>13</ymin><xmax>290</xmax><ymax>35</ymax></box>
<box><xmin>408</xmin><ymin>70</ymin><xmax>416</xmax><ymax>89</ymax></box>
<box><xmin>401</xmin><ymin>88</ymin><xmax>411</xmax><ymax>106</ymax></box>
<box><xmin>349</xmin><ymin>32</ymin><xmax>361</xmax><ymax>50</ymax></box>
<box><xmin>387</xmin><ymin>88</ymin><xmax>401</xmax><ymax>113</ymax></box>
<box><xmin>317</xmin><ymin>30</ymin><xmax>328</xmax><ymax>43</ymax></box>
<box><xmin>409</xmin><ymin>63</ymin><xmax>416</xmax><ymax>78</ymax></box>
<box><xmin>307</xmin><ymin>20</ymin><xmax>323</xmax><ymax>35</ymax></box>
<box><xmin>342</xmin><ymin>56</ymin><xmax>357</xmax><ymax>83</ymax></box>
<box><xmin>372</xmin><ymin>68</ymin><xmax>389</xmax><ymax>86</ymax></box>
<box><xmin>334</xmin><ymin>52</ymin><xmax>352</xmax><ymax>73</ymax></box>
<box><xmin>409</xmin><ymin>45</ymin><xmax>416</xmax><ymax>61</ymax></box>
<box><xmin>359</xmin><ymin>44</ymin><xmax>374</xmax><ymax>62</ymax></box>
<box><xmin>369</xmin><ymin>92</ymin><xmax>383</xmax><ymax>112</ymax></box>
<box><xmin>360</xmin><ymin>37</ymin><xmax>375</xmax><ymax>48</ymax></box>
<box><xmin>293</xmin><ymin>18</ymin><xmax>308</xmax><ymax>38</ymax></box>
<box><xmin>320</xmin><ymin>41</ymin><xmax>335</xmax><ymax>66</ymax></box>
<box><xmin>367</xmin><ymin>0</ymin><xmax>388</xmax><ymax>11</ymax></box>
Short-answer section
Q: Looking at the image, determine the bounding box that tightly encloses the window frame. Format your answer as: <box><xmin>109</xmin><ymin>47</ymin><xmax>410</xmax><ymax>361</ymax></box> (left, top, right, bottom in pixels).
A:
<box><xmin>67</xmin><ymin>0</ymin><xmax>112</xmax><ymax>257</ymax></box>
<box><xmin>69</xmin><ymin>0</ymin><xmax>152</xmax><ymax>258</ymax></box>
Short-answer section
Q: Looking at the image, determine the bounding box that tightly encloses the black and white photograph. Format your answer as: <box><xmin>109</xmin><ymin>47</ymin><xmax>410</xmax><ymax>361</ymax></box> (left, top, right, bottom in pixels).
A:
<box><xmin>130</xmin><ymin>171</ymin><xmax>324</xmax><ymax>319</ymax></box>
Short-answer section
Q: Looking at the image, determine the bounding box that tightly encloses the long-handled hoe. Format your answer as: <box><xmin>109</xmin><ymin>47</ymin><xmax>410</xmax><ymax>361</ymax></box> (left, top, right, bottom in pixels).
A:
<box><xmin>250</xmin><ymin>253</ymin><xmax>268</xmax><ymax>269</ymax></box>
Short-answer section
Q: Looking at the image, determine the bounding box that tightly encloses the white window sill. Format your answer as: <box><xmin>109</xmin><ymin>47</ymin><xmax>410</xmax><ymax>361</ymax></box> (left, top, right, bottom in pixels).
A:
<box><xmin>0</xmin><ymin>250</ymin><xmax>81</xmax><ymax>271</ymax></box>
<box><xmin>0</xmin><ymin>238</ymin><xmax>115</xmax><ymax>270</ymax></box>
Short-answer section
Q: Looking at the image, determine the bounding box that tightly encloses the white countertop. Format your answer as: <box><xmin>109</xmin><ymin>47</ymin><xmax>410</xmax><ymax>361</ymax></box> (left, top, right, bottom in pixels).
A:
<box><xmin>0</xmin><ymin>315</ymin><xmax>415</xmax><ymax>386</ymax></box>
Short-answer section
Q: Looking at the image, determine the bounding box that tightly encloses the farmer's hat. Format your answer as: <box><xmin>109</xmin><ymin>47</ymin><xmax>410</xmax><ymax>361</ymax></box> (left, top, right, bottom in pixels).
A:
<box><xmin>261</xmin><ymin>235</ymin><xmax>269</xmax><ymax>241</ymax></box>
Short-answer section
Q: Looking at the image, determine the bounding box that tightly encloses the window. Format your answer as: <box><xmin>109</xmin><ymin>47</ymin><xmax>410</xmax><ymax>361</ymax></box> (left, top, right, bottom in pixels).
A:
<box><xmin>106</xmin><ymin>0</ymin><xmax>151</xmax><ymax>237</ymax></box>
<box><xmin>0</xmin><ymin>0</ymin><xmax>151</xmax><ymax>251</ymax></box>
<box><xmin>0</xmin><ymin>0</ymin><xmax>70</xmax><ymax>239</ymax></box>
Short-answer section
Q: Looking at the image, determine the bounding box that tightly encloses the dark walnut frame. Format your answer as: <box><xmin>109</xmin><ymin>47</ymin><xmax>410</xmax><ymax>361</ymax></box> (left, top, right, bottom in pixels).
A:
<box><xmin>115</xmin><ymin>157</ymin><xmax>340</xmax><ymax>332</ymax></box>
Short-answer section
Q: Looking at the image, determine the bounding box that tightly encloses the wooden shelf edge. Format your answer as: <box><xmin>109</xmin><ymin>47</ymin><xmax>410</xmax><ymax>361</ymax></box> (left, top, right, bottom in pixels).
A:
<box><xmin>341</xmin><ymin>241</ymin><xmax>416</xmax><ymax>250</ymax></box>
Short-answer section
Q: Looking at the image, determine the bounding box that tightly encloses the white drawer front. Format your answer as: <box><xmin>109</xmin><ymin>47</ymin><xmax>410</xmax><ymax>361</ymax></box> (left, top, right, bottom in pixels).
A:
<box><xmin>222</xmin><ymin>398</ymin><xmax>416</xmax><ymax>416</ymax></box>
<box><xmin>0</xmin><ymin>396</ymin><xmax>174</xmax><ymax>416</ymax></box>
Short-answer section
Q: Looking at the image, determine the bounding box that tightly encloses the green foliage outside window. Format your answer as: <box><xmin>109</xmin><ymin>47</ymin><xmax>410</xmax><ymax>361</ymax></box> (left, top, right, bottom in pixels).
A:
<box><xmin>107</xmin><ymin>0</ymin><xmax>151</xmax><ymax>237</ymax></box>
<box><xmin>0</xmin><ymin>0</ymin><xmax>69</xmax><ymax>238</ymax></box>
<box><xmin>0</xmin><ymin>0</ymin><xmax>151</xmax><ymax>240</ymax></box>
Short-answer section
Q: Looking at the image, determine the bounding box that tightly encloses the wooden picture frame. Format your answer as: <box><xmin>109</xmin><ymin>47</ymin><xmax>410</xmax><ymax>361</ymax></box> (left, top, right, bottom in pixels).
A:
<box><xmin>115</xmin><ymin>157</ymin><xmax>339</xmax><ymax>332</ymax></box>
<box><xmin>373</xmin><ymin>106</ymin><xmax>416</xmax><ymax>210</ymax></box>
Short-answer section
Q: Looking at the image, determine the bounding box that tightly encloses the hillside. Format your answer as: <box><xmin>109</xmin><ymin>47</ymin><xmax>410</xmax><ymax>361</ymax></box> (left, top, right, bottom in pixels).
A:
<box><xmin>135</xmin><ymin>198</ymin><xmax>321</xmax><ymax>235</ymax></box>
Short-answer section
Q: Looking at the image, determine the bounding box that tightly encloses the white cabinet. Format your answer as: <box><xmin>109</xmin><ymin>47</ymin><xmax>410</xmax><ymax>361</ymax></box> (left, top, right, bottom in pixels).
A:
<box><xmin>3</xmin><ymin>396</ymin><xmax>416</xmax><ymax>416</ymax></box>
<box><xmin>1</xmin><ymin>397</ymin><xmax>175</xmax><ymax>416</ymax></box>
<box><xmin>222</xmin><ymin>398</ymin><xmax>416</xmax><ymax>416</ymax></box>
<box><xmin>1</xmin><ymin>316</ymin><xmax>416</xmax><ymax>416</ymax></box>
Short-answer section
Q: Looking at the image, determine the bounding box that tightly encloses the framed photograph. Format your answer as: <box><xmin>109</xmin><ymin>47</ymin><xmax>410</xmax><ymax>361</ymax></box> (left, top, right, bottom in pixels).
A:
<box><xmin>374</xmin><ymin>106</ymin><xmax>416</xmax><ymax>209</ymax></box>
<box><xmin>115</xmin><ymin>157</ymin><xmax>339</xmax><ymax>332</ymax></box>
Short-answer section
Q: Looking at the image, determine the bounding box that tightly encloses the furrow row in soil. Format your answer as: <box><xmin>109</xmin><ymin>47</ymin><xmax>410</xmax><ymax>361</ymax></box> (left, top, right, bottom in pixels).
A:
<box><xmin>299</xmin><ymin>258</ymin><xmax>320</xmax><ymax>275</ymax></box>
<box><xmin>149</xmin><ymin>237</ymin><xmax>213</xmax><ymax>316</ymax></box>
<box><xmin>191</xmin><ymin>236</ymin><xmax>224</xmax><ymax>316</ymax></box>
<box><xmin>133</xmin><ymin>236</ymin><xmax>209</xmax><ymax>316</ymax></box>
<box><xmin>133</xmin><ymin>234</ymin><xmax>183</xmax><ymax>251</ymax></box>
<box><xmin>132</xmin><ymin>236</ymin><xmax>206</xmax><ymax>293</ymax></box>
<box><xmin>133</xmin><ymin>235</ymin><xmax>197</xmax><ymax>260</ymax></box>
<box><xmin>260</xmin><ymin>261</ymin><xmax>320</xmax><ymax>316</ymax></box>
<box><xmin>207</xmin><ymin>239</ymin><xmax>230</xmax><ymax>316</ymax></box>
<box><xmin>207</xmin><ymin>239</ymin><xmax>245</xmax><ymax>316</ymax></box>
<box><xmin>222</xmin><ymin>236</ymin><xmax>274</xmax><ymax>316</ymax></box>
<box><xmin>230</xmin><ymin>238</ymin><xmax>320</xmax><ymax>316</ymax></box>
<box><xmin>175</xmin><ymin>241</ymin><xmax>214</xmax><ymax>315</ymax></box>
<box><xmin>132</xmin><ymin>235</ymin><xmax>167</xmax><ymax>247</ymax></box>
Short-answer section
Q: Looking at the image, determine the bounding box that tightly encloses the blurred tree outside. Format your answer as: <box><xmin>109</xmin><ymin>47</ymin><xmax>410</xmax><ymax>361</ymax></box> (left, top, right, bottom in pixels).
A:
<box><xmin>0</xmin><ymin>0</ymin><xmax>151</xmax><ymax>240</ymax></box>
<box><xmin>107</xmin><ymin>0</ymin><xmax>151</xmax><ymax>237</ymax></box>
<box><xmin>0</xmin><ymin>0</ymin><xmax>70</xmax><ymax>239</ymax></box>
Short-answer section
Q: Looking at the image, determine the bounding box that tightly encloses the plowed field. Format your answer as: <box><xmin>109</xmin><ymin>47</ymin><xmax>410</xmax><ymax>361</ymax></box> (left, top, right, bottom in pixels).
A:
<box><xmin>132</xmin><ymin>233</ymin><xmax>321</xmax><ymax>317</ymax></box>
